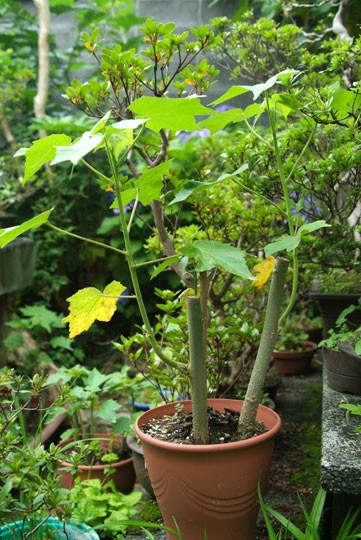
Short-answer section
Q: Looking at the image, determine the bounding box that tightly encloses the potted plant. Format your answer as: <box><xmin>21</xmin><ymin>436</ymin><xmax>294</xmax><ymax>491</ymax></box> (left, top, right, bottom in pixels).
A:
<box><xmin>272</xmin><ymin>316</ymin><xmax>318</xmax><ymax>376</ymax></box>
<box><xmin>0</xmin><ymin>368</ymin><xmax>100</xmax><ymax>540</ymax></box>
<box><xmin>320</xmin><ymin>299</ymin><xmax>361</xmax><ymax>396</ymax></box>
<box><xmin>309</xmin><ymin>269</ymin><xmax>361</xmax><ymax>340</ymax></box>
<box><xmin>44</xmin><ymin>365</ymin><xmax>137</xmax><ymax>493</ymax></box>
<box><xmin>1</xmin><ymin>19</ymin><xmax>333</xmax><ymax>539</ymax></box>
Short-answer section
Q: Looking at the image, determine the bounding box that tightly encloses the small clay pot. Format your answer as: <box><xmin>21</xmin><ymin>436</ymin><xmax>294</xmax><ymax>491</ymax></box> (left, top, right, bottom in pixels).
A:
<box><xmin>272</xmin><ymin>340</ymin><xmax>318</xmax><ymax>376</ymax></box>
<box><xmin>57</xmin><ymin>433</ymin><xmax>135</xmax><ymax>493</ymax></box>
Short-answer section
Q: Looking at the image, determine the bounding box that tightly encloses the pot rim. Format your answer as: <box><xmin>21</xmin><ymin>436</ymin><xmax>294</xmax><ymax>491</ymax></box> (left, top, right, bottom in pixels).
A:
<box><xmin>273</xmin><ymin>339</ymin><xmax>318</xmax><ymax>354</ymax></box>
<box><xmin>134</xmin><ymin>398</ymin><xmax>281</xmax><ymax>453</ymax></box>
<box><xmin>57</xmin><ymin>433</ymin><xmax>134</xmax><ymax>471</ymax></box>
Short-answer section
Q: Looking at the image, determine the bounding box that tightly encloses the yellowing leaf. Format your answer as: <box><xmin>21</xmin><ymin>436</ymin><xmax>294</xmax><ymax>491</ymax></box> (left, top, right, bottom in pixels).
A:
<box><xmin>252</xmin><ymin>256</ymin><xmax>275</xmax><ymax>289</ymax></box>
<box><xmin>179</xmin><ymin>288</ymin><xmax>195</xmax><ymax>309</ymax></box>
<box><xmin>63</xmin><ymin>281</ymin><xmax>126</xmax><ymax>338</ymax></box>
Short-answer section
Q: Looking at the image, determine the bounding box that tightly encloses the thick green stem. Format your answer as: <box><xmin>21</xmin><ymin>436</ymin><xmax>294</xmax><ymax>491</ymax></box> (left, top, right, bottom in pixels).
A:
<box><xmin>238</xmin><ymin>257</ymin><xmax>289</xmax><ymax>431</ymax></box>
<box><xmin>266</xmin><ymin>94</ymin><xmax>300</xmax><ymax>321</ymax></box>
<box><xmin>105</xmin><ymin>141</ymin><xmax>187</xmax><ymax>371</ymax></box>
<box><xmin>187</xmin><ymin>295</ymin><xmax>208</xmax><ymax>444</ymax></box>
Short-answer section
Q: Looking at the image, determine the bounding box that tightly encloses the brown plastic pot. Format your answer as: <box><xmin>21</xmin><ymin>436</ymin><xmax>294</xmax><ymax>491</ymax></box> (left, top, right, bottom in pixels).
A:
<box><xmin>134</xmin><ymin>398</ymin><xmax>281</xmax><ymax>540</ymax></box>
<box><xmin>272</xmin><ymin>340</ymin><xmax>317</xmax><ymax>376</ymax></box>
<box><xmin>57</xmin><ymin>433</ymin><xmax>136</xmax><ymax>493</ymax></box>
<box><xmin>126</xmin><ymin>434</ymin><xmax>155</xmax><ymax>499</ymax></box>
<box><xmin>323</xmin><ymin>346</ymin><xmax>361</xmax><ymax>395</ymax></box>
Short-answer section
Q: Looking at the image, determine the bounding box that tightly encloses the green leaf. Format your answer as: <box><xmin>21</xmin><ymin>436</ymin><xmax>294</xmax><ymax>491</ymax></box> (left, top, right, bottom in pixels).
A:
<box><xmin>52</xmin><ymin>132</ymin><xmax>104</xmax><ymax>165</ymax></box>
<box><xmin>113</xmin><ymin>415</ymin><xmax>132</xmax><ymax>434</ymax></box>
<box><xmin>89</xmin><ymin>111</ymin><xmax>112</xmax><ymax>134</ymax></box>
<box><xmin>106</xmin><ymin>129</ymin><xmax>134</xmax><ymax>161</ymax></box>
<box><xmin>180</xmin><ymin>240</ymin><xmax>253</xmax><ymax>279</ymax></box>
<box><xmin>97</xmin><ymin>399</ymin><xmax>120</xmax><ymax>422</ymax></box>
<box><xmin>150</xmin><ymin>256</ymin><xmax>181</xmax><ymax>279</ymax></box>
<box><xmin>199</xmin><ymin>108</ymin><xmax>244</xmax><ymax>132</ymax></box>
<box><xmin>339</xmin><ymin>404</ymin><xmax>361</xmax><ymax>416</ymax></box>
<box><xmin>106</xmin><ymin>118</ymin><xmax>148</xmax><ymax>161</ymax></box>
<box><xmin>129</xmin><ymin>96</ymin><xmax>213</xmax><ymax>133</ymax></box>
<box><xmin>49</xmin><ymin>336</ymin><xmax>73</xmax><ymax>351</ymax></box>
<box><xmin>120</xmin><ymin>160</ymin><xmax>173</xmax><ymax>206</ymax></box>
<box><xmin>85</xmin><ymin>368</ymin><xmax>110</xmax><ymax>391</ymax></box>
<box><xmin>297</xmin><ymin>220</ymin><xmax>330</xmax><ymax>235</ymax></box>
<box><xmin>265</xmin><ymin>220</ymin><xmax>330</xmax><ymax>256</ymax></box>
<box><xmin>16</xmin><ymin>134</ymin><xmax>72</xmax><ymax>183</ymax></box>
<box><xmin>0</xmin><ymin>209</ymin><xmax>54</xmax><ymax>248</ymax></box>
<box><xmin>63</xmin><ymin>281</ymin><xmax>126</xmax><ymax>338</ymax></box>
<box><xmin>111</xmin><ymin>118</ymin><xmax>148</xmax><ymax>130</ymax></box>
<box><xmin>264</xmin><ymin>234</ymin><xmax>299</xmax><ymax>256</ymax></box>
<box><xmin>3</xmin><ymin>332</ymin><xmax>24</xmax><ymax>350</ymax></box>
<box><xmin>212</xmin><ymin>69</ymin><xmax>299</xmax><ymax>105</ymax></box>
<box><xmin>169</xmin><ymin>164</ymin><xmax>248</xmax><ymax>204</ymax></box>
<box><xmin>20</xmin><ymin>304</ymin><xmax>63</xmax><ymax>333</ymax></box>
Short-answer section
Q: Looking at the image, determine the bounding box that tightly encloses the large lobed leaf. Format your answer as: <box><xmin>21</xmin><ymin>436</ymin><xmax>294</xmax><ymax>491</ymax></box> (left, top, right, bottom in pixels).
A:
<box><xmin>129</xmin><ymin>96</ymin><xmax>213</xmax><ymax>133</ymax></box>
<box><xmin>0</xmin><ymin>209</ymin><xmax>54</xmax><ymax>248</ymax></box>
<box><xmin>63</xmin><ymin>281</ymin><xmax>127</xmax><ymax>338</ymax></box>
<box><xmin>180</xmin><ymin>240</ymin><xmax>254</xmax><ymax>279</ymax></box>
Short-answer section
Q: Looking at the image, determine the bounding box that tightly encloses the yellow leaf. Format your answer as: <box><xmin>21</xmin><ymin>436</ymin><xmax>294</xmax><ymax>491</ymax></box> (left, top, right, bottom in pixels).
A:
<box><xmin>252</xmin><ymin>256</ymin><xmax>275</xmax><ymax>289</ymax></box>
<box><xmin>63</xmin><ymin>281</ymin><xmax>126</xmax><ymax>338</ymax></box>
<box><xmin>179</xmin><ymin>288</ymin><xmax>195</xmax><ymax>309</ymax></box>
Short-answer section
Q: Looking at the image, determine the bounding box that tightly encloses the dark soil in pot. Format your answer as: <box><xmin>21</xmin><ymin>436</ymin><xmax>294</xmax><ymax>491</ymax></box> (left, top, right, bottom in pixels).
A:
<box><xmin>142</xmin><ymin>405</ymin><xmax>267</xmax><ymax>445</ymax></box>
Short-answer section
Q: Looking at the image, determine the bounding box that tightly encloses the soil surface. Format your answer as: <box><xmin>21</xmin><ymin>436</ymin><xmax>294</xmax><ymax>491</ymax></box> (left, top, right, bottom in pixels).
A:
<box><xmin>142</xmin><ymin>406</ymin><xmax>266</xmax><ymax>444</ymax></box>
<box><xmin>127</xmin><ymin>358</ymin><xmax>323</xmax><ymax>539</ymax></box>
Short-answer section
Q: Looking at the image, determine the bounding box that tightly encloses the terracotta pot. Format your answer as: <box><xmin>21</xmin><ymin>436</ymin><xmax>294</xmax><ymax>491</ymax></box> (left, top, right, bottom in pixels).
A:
<box><xmin>323</xmin><ymin>346</ymin><xmax>361</xmax><ymax>395</ymax></box>
<box><xmin>126</xmin><ymin>434</ymin><xmax>155</xmax><ymax>499</ymax></box>
<box><xmin>272</xmin><ymin>340</ymin><xmax>317</xmax><ymax>376</ymax></box>
<box><xmin>57</xmin><ymin>433</ymin><xmax>135</xmax><ymax>493</ymax></box>
<box><xmin>134</xmin><ymin>398</ymin><xmax>281</xmax><ymax>540</ymax></box>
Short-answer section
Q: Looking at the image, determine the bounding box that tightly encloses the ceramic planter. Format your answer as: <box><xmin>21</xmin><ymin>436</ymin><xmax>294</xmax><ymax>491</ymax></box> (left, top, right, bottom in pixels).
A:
<box><xmin>272</xmin><ymin>340</ymin><xmax>317</xmax><ymax>376</ymax></box>
<box><xmin>57</xmin><ymin>433</ymin><xmax>135</xmax><ymax>493</ymax></box>
<box><xmin>323</xmin><ymin>346</ymin><xmax>361</xmax><ymax>396</ymax></box>
<box><xmin>0</xmin><ymin>518</ymin><xmax>99</xmax><ymax>539</ymax></box>
<box><xmin>134</xmin><ymin>398</ymin><xmax>281</xmax><ymax>540</ymax></box>
<box><xmin>126</xmin><ymin>434</ymin><xmax>155</xmax><ymax>499</ymax></box>
<box><xmin>309</xmin><ymin>292</ymin><xmax>361</xmax><ymax>339</ymax></box>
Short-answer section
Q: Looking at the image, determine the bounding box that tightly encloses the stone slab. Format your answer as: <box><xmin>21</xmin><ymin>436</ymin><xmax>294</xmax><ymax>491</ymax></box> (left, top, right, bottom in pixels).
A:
<box><xmin>321</xmin><ymin>363</ymin><xmax>361</xmax><ymax>494</ymax></box>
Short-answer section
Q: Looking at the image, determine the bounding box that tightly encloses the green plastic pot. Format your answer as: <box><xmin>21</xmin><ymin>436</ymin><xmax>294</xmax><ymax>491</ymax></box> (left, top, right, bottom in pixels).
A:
<box><xmin>0</xmin><ymin>518</ymin><xmax>100</xmax><ymax>540</ymax></box>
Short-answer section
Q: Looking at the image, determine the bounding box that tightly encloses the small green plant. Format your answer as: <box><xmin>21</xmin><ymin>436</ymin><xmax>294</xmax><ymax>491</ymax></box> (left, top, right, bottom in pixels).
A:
<box><xmin>0</xmin><ymin>368</ymin><xmax>76</xmax><ymax>537</ymax></box>
<box><xmin>259</xmin><ymin>486</ymin><xmax>361</xmax><ymax>540</ymax></box>
<box><xmin>320</xmin><ymin>299</ymin><xmax>361</xmax><ymax>354</ymax></box>
<box><xmin>70</xmin><ymin>478</ymin><xmax>142</xmax><ymax>539</ymax></box>
<box><xmin>312</xmin><ymin>270</ymin><xmax>361</xmax><ymax>295</ymax></box>
<box><xmin>274</xmin><ymin>317</ymin><xmax>309</xmax><ymax>352</ymax></box>
<box><xmin>45</xmin><ymin>365</ymin><xmax>138</xmax><ymax>459</ymax></box>
<box><xmin>4</xmin><ymin>305</ymin><xmax>84</xmax><ymax>373</ymax></box>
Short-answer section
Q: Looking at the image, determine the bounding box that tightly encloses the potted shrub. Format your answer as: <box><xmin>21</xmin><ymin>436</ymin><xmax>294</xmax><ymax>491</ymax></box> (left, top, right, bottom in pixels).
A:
<box><xmin>309</xmin><ymin>269</ymin><xmax>361</xmax><ymax>340</ymax></box>
<box><xmin>44</xmin><ymin>365</ymin><xmax>136</xmax><ymax>493</ymax></box>
<box><xmin>0</xmin><ymin>368</ymin><xmax>100</xmax><ymax>540</ymax></box>
<box><xmin>320</xmin><ymin>299</ymin><xmax>361</xmax><ymax>395</ymax></box>
<box><xmin>1</xmin><ymin>20</ymin><xmax>333</xmax><ymax>539</ymax></box>
<box><xmin>272</xmin><ymin>316</ymin><xmax>318</xmax><ymax>376</ymax></box>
